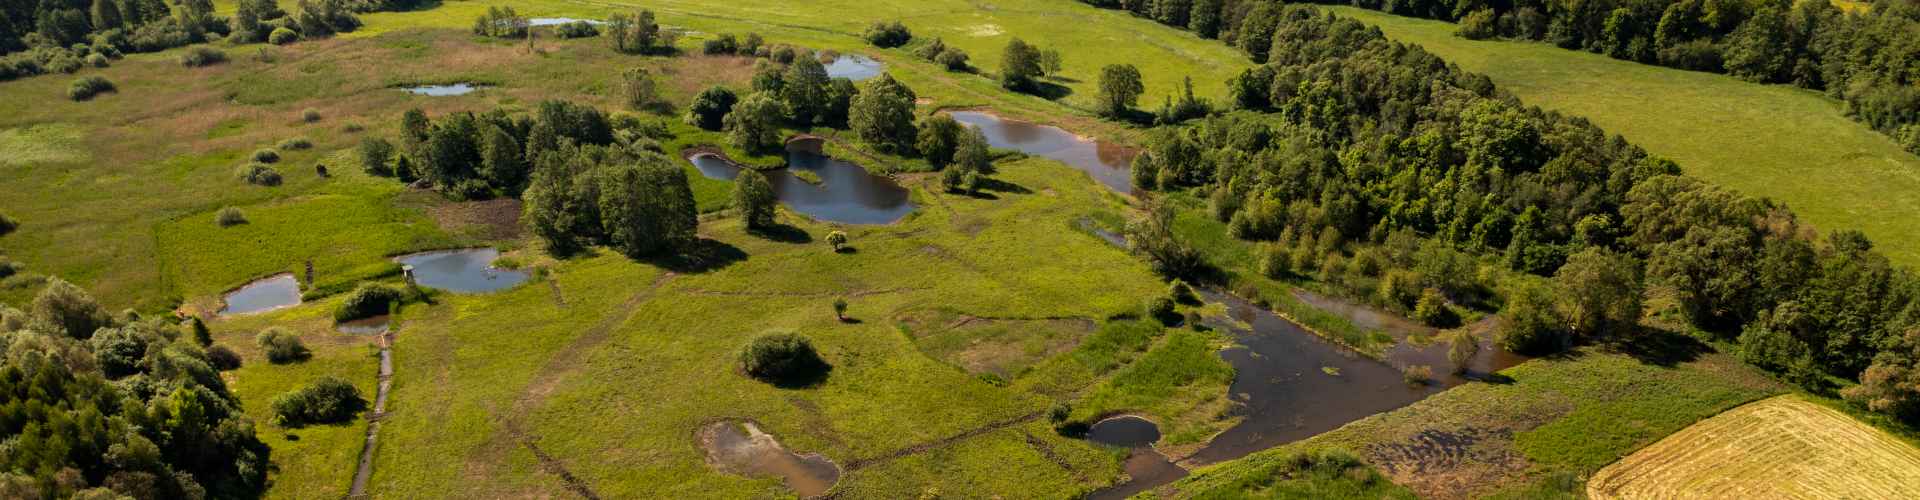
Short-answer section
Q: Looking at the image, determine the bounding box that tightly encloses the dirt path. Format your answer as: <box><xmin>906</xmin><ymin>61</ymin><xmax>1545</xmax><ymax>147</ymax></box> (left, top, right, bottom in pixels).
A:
<box><xmin>347</xmin><ymin>320</ymin><xmax>397</xmax><ymax>497</ymax></box>
<box><xmin>457</xmin><ymin>272</ymin><xmax>677</xmax><ymax>497</ymax></box>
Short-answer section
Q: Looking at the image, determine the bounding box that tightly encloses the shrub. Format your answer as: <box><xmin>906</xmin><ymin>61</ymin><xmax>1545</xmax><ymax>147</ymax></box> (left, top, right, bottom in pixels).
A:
<box><xmin>1168</xmin><ymin>280</ymin><xmax>1198</xmax><ymax>305</ymax></box>
<box><xmin>358</xmin><ymin>137</ymin><xmax>394</xmax><ymax>176</ymax></box>
<box><xmin>1147</xmin><ymin>296</ymin><xmax>1178</xmax><ymax>325</ymax></box>
<box><xmin>251</xmin><ymin>148</ymin><xmax>281</xmax><ymax>163</ymax></box>
<box><xmin>1403</xmin><ymin>364</ymin><xmax>1434</xmax><ymax>385</ymax></box>
<box><xmin>270</xmin><ymin>376</ymin><xmax>366</xmax><ymax>427</ymax></box>
<box><xmin>832</xmin><ymin>298</ymin><xmax>848</xmax><ymax>321</ymax></box>
<box><xmin>1412</xmin><ymin>288</ymin><xmax>1459</xmax><ymax>327</ymax></box>
<box><xmin>554</xmin><ymin>21</ymin><xmax>599</xmax><ymax>39</ymax></box>
<box><xmin>301</xmin><ymin>108</ymin><xmax>322</xmax><ymax>123</ymax></box>
<box><xmin>0</xmin><ymin>257</ymin><xmax>21</xmax><ymax>279</ymax></box>
<box><xmin>863</xmin><ymin>21</ymin><xmax>911</xmax><ymax>48</ymax></box>
<box><xmin>335</xmin><ymin>283</ymin><xmax>401</xmax><ymax>323</ymax></box>
<box><xmin>1048</xmin><ymin>402</ymin><xmax>1072</xmax><ymax>423</ymax></box>
<box><xmin>0</xmin><ymin>213</ymin><xmax>16</xmax><ymax>236</ymax></box>
<box><xmin>1448</xmin><ymin>331</ymin><xmax>1479</xmax><ymax>375</ymax></box>
<box><xmin>67</xmin><ymin>76</ymin><xmax>114</xmax><ymax>101</ymax></box>
<box><xmin>184</xmin><ymin>316</ymin><xmax>212</xmax><ymax>346</ymax></box>
<box><xmin>702</xmin><ymin>33</ymin><xmax>738</xmax><ymax>55</ymax></box>
<box><xmin>179</xmin><ymin>47</ymin><xmax>227</xmax><ymax>67</ymax></box>
<box><xmin>935</xmin><ymin>48</ymin><xmax>969</xmax><ymax>71</ymax></box>
<box><xmin>278</xmin><ymin>137</ymin><xmax>313</xmax><ymax>150</ymax></box>
<box><xmin>269</xmin><ymin>27</ymin><xmax>300</xmax><ymax>45</ymax></box>
<box><xmin>1259</xmin><ymin>243</ymin><xmax>1290</xmax><ymax>279</ymax></box>
<box><xmin>739</xmin><ymin>331</ymin><xmax>829</xmax><ymax>384</ymax></box>
<box><xmin>216</xmin><ymin>207</ymin><xmax>248</xmax><ymax>227</ymax></box>
<box><xmin>1456</xmin><ymin>9</ymin><xmax>1497</xmax><ymax>40</ymax></box>
<box><xmin>236</xmin><ymin>163</ymin><xmax>283</xmax><ymax>186</ymax></box>
<box><xmin>255</xmin><ymin>327</ymin><xmax>309</xmax><ymax>364</ymax></box>
<box><xmin>207</xmin><ymin>345</ymin><xmax>243</xmax><ymax>371</ymax></box>
<box><xmin>85</xmin><ymin>53</ymin><xmax>108</xmax><ymax>68</ymax></box>
<box><xmin>826</xmin><ymin>231</ymin><xmax>849</xmax><ymax>252</ymax></box>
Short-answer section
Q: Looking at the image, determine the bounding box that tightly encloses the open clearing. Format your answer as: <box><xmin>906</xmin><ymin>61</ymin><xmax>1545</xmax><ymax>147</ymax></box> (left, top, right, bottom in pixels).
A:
<box><xmin>1588</xmin><ymin>395</ymin><xmax>1920</xmax><ymax>500</ymax></box>
<box><xmin>1326</xmin><ymin>6</ymin><xmax>1920</xmax><ymax>266</ymax></box>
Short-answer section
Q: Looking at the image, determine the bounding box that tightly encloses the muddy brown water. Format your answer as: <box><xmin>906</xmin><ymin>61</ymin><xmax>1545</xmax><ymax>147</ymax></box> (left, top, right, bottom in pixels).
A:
<box><xmin>687</xmin><ymin>144</ymin><xmax>913</xmax><ymax>224</ymax></box>
<box><xmin>824</xmin><ymin>54</ymin><xmax>883</xmax><ymax>81</ymax></box>
<box><xmin>394</xmin><ymin>248</ymin><xmax>528</xmax><ymax>293</ymax></box>
<box><xmin>218</xmin><ymin>274</ymin><xmax>301</xmax><ymax>316</ymax></box>
<box><xmin>335</xmin><ymin>315</ymin><xmax>390</xmax><ymax>335</ymax></box>
<box><xmin>947</xmin><ymin>111</ymin><xmax>1136</xmax><ymax>193</ymax></box>
<box><xmin>699</xmin><ymin>421</ymin><xmax>840</xmax><ymax>498</ymax></box>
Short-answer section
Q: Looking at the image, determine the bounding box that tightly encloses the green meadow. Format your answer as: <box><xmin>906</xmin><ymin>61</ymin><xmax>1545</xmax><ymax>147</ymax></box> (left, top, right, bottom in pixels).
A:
<box><xmin>1325</xmin><ymin>6</ymin><xmax>1920</xmax><ymax>266</ymax></box>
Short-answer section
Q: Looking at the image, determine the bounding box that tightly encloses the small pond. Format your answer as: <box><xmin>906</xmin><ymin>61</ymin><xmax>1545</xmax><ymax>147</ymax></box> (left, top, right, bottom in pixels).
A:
<box><xmin>823</xmin><ymin>54</ymin><xmax>884</xmax><ymax>81</ymax></box>
<box><xmin>219</xmin><ymin>274</ymin><xmax>301</xmax><ymax>316</ymax></box>
<box><xmin>336</xmin><ymin>315</ymin><xmax>390</xmax><ymax>335</ymax></box>
<box><xmin>1087</xmin><ymin>415</ymin><xmax>1161</xmax><ymax>448</ymax></box>
<box><xmin>1086</xmin><ymin>416</ymin><xmax>1186</xmax><ymax>500</ymax></box>
<box><xmin>948</xmin><ymin>111</ymin><xmax>1136</xmax><ymax>193</ymax></box>
<box><xmin>528</xmin><ymin>17</ymin><xmax>604</xmax><ymax>26</ymax></box>
<box><xmin>686</xmin><ymin>142</ymin><xmax>913</xmax><ymax>224</ymax></box>
<box><xmin>394</xmin><ymin>248</ymin><xmax>529</xmax><ymax>293</ymax></box>
<box><xmin>403</xmin><ymin>83</ymin><xmax>484</xmax><ymax>96</ymax></box>
<box><xmin>699</xmin><ymin>421</ymin><xmax>839</xmax><ymax>498</ymax></box>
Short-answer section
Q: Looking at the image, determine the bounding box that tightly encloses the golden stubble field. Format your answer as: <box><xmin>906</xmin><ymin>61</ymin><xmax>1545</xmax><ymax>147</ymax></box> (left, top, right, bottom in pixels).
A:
<box><xmin>1588</xmin><ymin>395</ymin><xmax>1920</xmax><ymax>499</ymax></box>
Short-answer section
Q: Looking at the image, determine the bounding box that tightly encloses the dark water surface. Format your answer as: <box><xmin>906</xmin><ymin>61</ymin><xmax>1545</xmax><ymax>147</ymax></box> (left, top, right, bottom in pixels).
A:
<box><xmin>219</xmin><ymin>274</ymin><xmax>300</xmax><ymax>316</ymax></box>
<box><xmin>687</xmin><ymin>146</ymin><xmax>913</xmax><ymax>224</ymax></box>
<box><xmin>824</xmin><ymin>54</ymin><xmax>884</xmax><ymax>81</ymax></box>
<box><xmin>1085</xmin><ymin>416</ymin><xmax>1186</xmax><ymax>500</ymax></box>
<box><xmin>394</xmin><ymin>248</ymin><xmax>528</xmax><ymax>293</ymax></box>
<box><xmin>700</xmin><ymin>421</ymin><xmax>839</xmax><ymax>498</ymax></box>
<box><xmin>947</xmin><ymin>111</ymin><xmax>1136</xmax><ymax>193</ymax></box>
<box><xmin>1087</xmin><ymin>415</ymin><xmax>1161</xmax><ymax>448</ymax></box>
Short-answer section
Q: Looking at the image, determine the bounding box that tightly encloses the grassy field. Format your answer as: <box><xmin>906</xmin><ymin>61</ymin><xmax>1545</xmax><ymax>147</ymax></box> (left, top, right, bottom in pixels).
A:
<box><xmin>1325</xmin><ymin>6</ymin><xmax>1920</xmax><ymax>267</ymax></box>
<box><xmin>1587</xmin><ymin>394</ymin><xmax>1920</xmax><ymax>499</ymax></box>
<box><xmin>1170</xmin><ymin>348</ymin><xmax>1787</xmax><ymax>499</ymax></box>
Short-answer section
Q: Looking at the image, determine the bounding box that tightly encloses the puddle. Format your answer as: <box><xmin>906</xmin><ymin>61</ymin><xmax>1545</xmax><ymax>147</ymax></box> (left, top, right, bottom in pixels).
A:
<box><xmin>686</xmin><ymin>141</ymin><xmax>913</xmax><ymax>224</ymax></box>
<box><xmin>528</xmin><ymin>17</ymin><xmax>604</xmax><ymax>26</ymax></box>
<box><xmin>1085</xmin><ymin>416</ymin><xmax>1187</xmax><ymax>500</ymax></box>
<box><xmin>1189</xmin><ymin>288</ymin><xmax>1443</xmax><ymax>464</ymax></box>
<box><xmin>947</xmin><ymin>111</ymin><xmax>1136</xmax><ymax>193</ymax></box>
<box><xmin>336</xmin><ymin>315</ymin><xmax>390</xmax><ymax>335</ymax></box>
<box><xmin>394</xmin><ymin>248</ymin><xmax>529</xmax><ymax>293</ymax></box>
<box><xmin>402</xmin><ymin>83</ymin><xmax>484</xmax><ymax>96</ymax></box>
<box><xmin>699</xmin><ymin>421</ymin><xmax>839</xmax><ymax>498</ymax></box>
<box><xmin>823</xmin><ymin>54</ymin><xmax>883</xmax><ymax>81</ymax></box>
<box><xmin>219</xmin><ymin>274</ymin><xmax>301</xmax><ymax>316</ymax></box>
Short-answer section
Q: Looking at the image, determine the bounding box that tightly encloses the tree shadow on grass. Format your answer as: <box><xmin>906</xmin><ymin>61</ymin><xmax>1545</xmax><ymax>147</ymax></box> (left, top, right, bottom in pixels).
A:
<box><xmin>1607</xmin><ymin>329</ymin><xmax>1712</xmax><ymax>367</ymax></box>
<box><xmin>978</xmin><ymin>177</ymin><xmax>1032</xmax><ymax>195</ymax></box>
<box><xmin>748</xmin><ymin>223</ymin><xmax>812</xmax><ymax>244</ymax></box>
<box><xmin>641</xmin><ymin>238</ymin><xmax>747</xmax><ymax>274</ymax></box>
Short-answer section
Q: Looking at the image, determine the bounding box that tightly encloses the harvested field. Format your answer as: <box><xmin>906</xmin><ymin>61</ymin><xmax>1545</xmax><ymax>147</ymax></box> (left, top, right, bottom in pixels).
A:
<box><xmin>1588</xmin><ymin>395</ymin><xmax>1920</xmax><ymax>500</ymax></box>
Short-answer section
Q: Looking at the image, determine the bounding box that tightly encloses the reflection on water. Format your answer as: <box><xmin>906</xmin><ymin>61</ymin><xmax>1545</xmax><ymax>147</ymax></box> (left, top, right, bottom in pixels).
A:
<box><xmin>403</xmin><ymin>83</ymin><xmax>483</xmax><ymax>96</ymax></box>
<box><xmin>824</xmin><ymin>54</ymin><xmax>884</xmax><ymax>81</ymax></box>
<box><xmin>686</xmin><ymin>144</ymin><xmax>913</xmax><ymax>224</ymax></box>
<box><xmin>219</xmin><ymin>274</ymin><xmax>301</xmax><ymax>316</ymax></box>
<box><xmin>394</xmin><ymin>248</ymin><xmax>528</xmax><ymax>293</ymax></box>
<box><xmin>699</xmin><ymin>421</ymin><xmax>839</xmax><ymax>498</ymax></box>
<box><xmin>947</xmin><ymin>111</ymin><xmax>1136</xmax><ymax>193</ymax></box>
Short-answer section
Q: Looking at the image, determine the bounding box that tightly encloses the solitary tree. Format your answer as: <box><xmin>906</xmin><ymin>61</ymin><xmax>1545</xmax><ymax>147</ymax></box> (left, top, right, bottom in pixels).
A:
<box><xmin>954</xmin><ymin>127</ymin><xmax>992</xmax><ymax>176</ymax></box>
<box><xmin>1448</xmin><ymin>330</ymin><xmax>1479</xmax><ymax>374</ymax></box>
<box><xmin>832</xmin><ymin>298</ymin><xmax>848</xmax><ymax>322</ymax></box>
<box><xmin>915</xmin><ymin>115</ymin><xmax>964</xmax><ymax>168</ymax></box>
<box><xmin>685</xmin><ymin>86</ymin><xmax>739</xmax><ymax>131</ymax></box>
<box><xmin>622</xmin><ymin>67</ymin><xmax>657</xmax><ymax>110</ymax></box>
<box><xmin>733</xmin><ymin>168</ymin><xmax>777</xmax><ymax>230</ymax></box>
<box><xmin>596</xmin><ymin>155</ymin><xmax>699</xmax><ymax>258</ymax></box>
<box><xmin>1039</xmin><ymin>48</ymin><xmax>1062</xmax><ymax>76</ymax></box>
<box><xmin>1097</xmin><ymin>64</ymin><xmax>1145</xmax><ymax>118</ymax></box>
<box><xmin>999</xmin><ymin>38</ymin><xmax>1044</xmax><ymax>91</ymax></box>
<box><xmin>826</xmin><ymin>231</ymin><xmax>849</xmax><ymax>252</ymax></box>
<box><xmin>782</xmin><ymin>57</ymin><xmax>831</xmax><ymax>126</ymax></box>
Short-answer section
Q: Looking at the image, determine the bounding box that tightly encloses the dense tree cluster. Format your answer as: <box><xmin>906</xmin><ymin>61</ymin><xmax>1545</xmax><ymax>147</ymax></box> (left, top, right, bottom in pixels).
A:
<box><xmin>268</xmin><ymin>376</ymin><xmax>364</xmax><ymax>427</ymax></box>
<box><xmin>607</xmin><ymin>9</ymin><xmax>674</xmax><ymax>54</ymax></box>
<box><xmin>1082</xmin><ymin>0</ymin><xmax>1920</xmax><ymax>155</ymax></box>
<box><xmin>470</xmin><ymin>6</ymin><xmax>527</xmax><ymax>38</ymax></box>
<box><xmin>0</xmin><ymin>279</ymin><xmax>270</xmax><ymax>498</ymax></box>
<box><xmin>1122</xmin><ymin>5</ymin><xmax>1920</xmax><ymax>423</ymax></box>
<box><xmin>520</xmin><ymin>140</ymin><xmax>698</xmax><ymax>258</ymax></box>
<box><xmin>366</xmin><ymin>100</ymin><xmax>632</xmax><ymax>200</ymax></box>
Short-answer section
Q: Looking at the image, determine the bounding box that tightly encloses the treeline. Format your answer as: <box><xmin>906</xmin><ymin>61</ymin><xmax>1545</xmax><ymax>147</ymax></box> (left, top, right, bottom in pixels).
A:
<box><xmin>1120</xmin><ymin>5</ymin><xmax>1920</xmax><ymax>424</ymax></box>
<box><xmin>1081</xmin><ymin>0</ymin><xmax>1920</xmax><ymax>155</ymax></box>
<box><xmin>0</xmin><ymin>279</ymin><xmax>269</xmax><ymax>498</ymax></box>
<box><xmin>1</xmin><ymin>0</ymin><xmax>426</xmax><ymax>80</ymax></box>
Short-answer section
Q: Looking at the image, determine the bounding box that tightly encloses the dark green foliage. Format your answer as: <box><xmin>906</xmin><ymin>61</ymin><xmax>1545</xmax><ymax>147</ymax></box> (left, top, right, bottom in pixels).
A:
<box><xmin>1147</xmin><ymin>296</ymin><xmax>1179</xmax><ymax>325</ymax></box>
<box><xmin>185</xmin><ymin>316</ymin><xmax>212</xmax><ymax>346</ymax></box>
<box><xmin>832</xmin><ymin>297</ymin><xmax>848</xmax><ymax>321</ymax></box>
<box><xmin>250</xmin><ymin>148</ymin><xmax>280</xmax><ymax>163</ymax></box>
<box><xmin>702</xmin><ymin>33</ymin><xmax>739</xmax><ymax>55</ymax></box>
<box><xmin>334</xmin><ymin>283</ymin><xmax>399</xmax><ymax>322</ymax></box>
<box><xmin>0</xmin><ymin>212</ymin><xmax>17</xmax><ymax>237</ymax></box>
<box><xmin>862</xmin><ymin>20</ymin><xmax>911</xmax><ymax>48</ymax></box>
<box><xmin>67</xmin><ymin>75</ymin><xmax>112</xmax><ymax>100</ymax></box>
<box><xmin>733</xmin><ymin>168</ymin><xmax>776</xmax><ymax>230</ymax></box>
<box><xmin>998</xmin><ymin>37</ymin><xmax>1044</xmax><ymax>91</ymax></box>
<box><xmin>686</xmin><ymin>86</ymin><xmax>739</xmax><ymax>131</ymax></box>
<box><xmin>849</xmin><ymin>74</ymin><xmax>917</xmax><ymax>154</ymax></box>
<box><xmin>608</xmin><ymin>10</ymin><xmax>671</xmax><ymax>54</ymax></box>
<box><xmin>390</xmin><ymin>100</ymin><xmax>610</xmax><ymax>199</ymax></box>
<box><xmin>1448</xmin><ymin>330</ymin><xmax>1479</xmax><ymax>374</ymax></box>
<box><xmin>739</xmin><ymin>331</ymin><xmax>829</xmax><ymax>385</ymax></box>
<box><xmin>915</xmin><ymin>114</ymin><xmax>964</xmax><ymax>168</ymax></box>
<box><xmin>0</xmin><ymin>287</ymin><xmax>270</xmax><ymax>498</ymax></box>
<box><xmin>1412</xmin><ymin>288</ymin><xmax>1458</xmax><ymax>328</ymax></box>
<box><xmin>178</xmin><ymin>46</ymin><xmax>225</xmax><ymax>67</ymax></box>
<box><xmin>553</xmin><ymin>21</ymin><xmax>599</xmax><ymax>39</ymax></box>
<box><xmin>359</xmin><ymin>137</ymin><xmax>395</xmax><ymax>176</ymax></box>
<box><xmin>270</xmin><ymin>376</ymin><xmax>366</xmax><ymax>427</ymax></box>
<box><xmin>594</xmin><ymin>155</ymin><xmax>699</xmax><ymax>258</ymax></box>
<box><xmin>255</xmin><ymin>327</ymin><xmax>309</xmax><ymax>363</ymax></box>
<box><xmin>472</xmin><ymin>6</ymin><xmax>526</xmax><ymax>38</ymax></box>
<box><xmin>1457</xmin><ymin>8</ymin><xmax>1497</xmax><ymax>40</ymax></box>
<box><xmin>825</xmin><ymin>230</ymin><xmax>848</xmax><ymax>252</ymax></box>
<box><xmin>235</xmin><ymin>162</ymin><xmax>282</xmax><ymax>186</ymax></box>
<box><xmin>216</xmin><ymin>207</ymin><xmax>247</xmax><ymax>227</ymax></box>
<box><xmin>725</xmin><ymin>92</ymin><xmax>786</xmax><ymax>154</ymax></box>
<box><xmin>207</xmin><ymin>344</ymin><xmax>242</xmax><ymax>371</ymax></box>
<box><xmin>268</xmin><ymin>27</ymin><xmax>299</xmax><ymax>45</ymax></box>
<box><xmin>1554</xmin><ymin>247</ymin><xmax>1643</xmax><ymax>339</ymax></box>
<box><xmin>1097</xmin><ymin>63</ymin><xmax>1144</xmax><ymax>118</ymax></box>
<box><xmin>278</xmin><ymin>137</ymin><xmax>312</xmax><ymax>150</ymax></box>
<box><xmin>934</xmin><ymin>47</ymin><xmax>970</xmax><ymax>71</ymax></box>
<box><xmin>1125</xmin><ymin>202</ymin><xmax>1205</xmax><ymax>280</ymax></box>
<box><xmin>1168</xmin><ymin>279</ymin><xmax>1198</xmax><ymax>305</ymax></box>
<box><xmin>31</xmin><ymin>278</ymin><xmax>111</xmax><ymax>339</ymax></box>
<box><xmin>1499</xmin><ymin>280</ymin><xmax>1570</xmax><ymax>355</ymax></box>
<box><xmin>782</xmin><ymin>57</ymin><xmax>831</xmax><ymax>125</ymax></box>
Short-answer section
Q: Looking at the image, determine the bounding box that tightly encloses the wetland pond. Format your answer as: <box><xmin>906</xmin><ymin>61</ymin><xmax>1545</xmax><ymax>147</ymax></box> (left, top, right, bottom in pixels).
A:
<box><xmin>219</xmin><ymin>274</ymin><xmax>301</xmax><ymax>316</ymax></box>
<box><xmin>824</xmin><ymin>54</ymin><xmax>884</xmax><ymax>81</ymax></box>
<box><xmin>1086</xmin><ymin>416</ymin><xmax>1186</xmax><ymax>500</ymax></box>
<box><xmin>699</xmin><ymin>421</ymin><xmax>839</xmax><ymax>498</ymax></box>
<box><xmin>402</xmin><ymin>83</ymin><xmax>484</xmax><ymax>96</ymax></box>
<box><xmin>686</xmin><ymin>141</ymin><xmax>913</xmax><ymax>224</ymax></box>
<box><xmin>948</xmin><ymin>111</ymin><xmax>1136</xmax><ymax>193</ymax></box>
<box><xmin>336</xmin><ymin>315</ymin><xmax>390</xmax><ymax>335</ymax></box>
<box><xmin>394</xmin><ymin>248</ymin><xmax>528</xmax><ymax>293</ymax></box>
